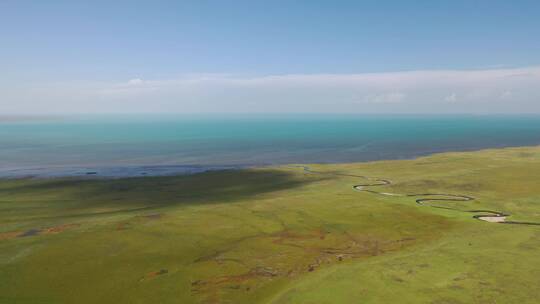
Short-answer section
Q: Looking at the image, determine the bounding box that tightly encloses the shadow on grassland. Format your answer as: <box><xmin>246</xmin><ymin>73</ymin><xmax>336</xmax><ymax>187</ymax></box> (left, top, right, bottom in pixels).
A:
<box><xmin>0</xmin><ymin>169</ymin><xmax>327</xmax><ymax>218</ymax></box>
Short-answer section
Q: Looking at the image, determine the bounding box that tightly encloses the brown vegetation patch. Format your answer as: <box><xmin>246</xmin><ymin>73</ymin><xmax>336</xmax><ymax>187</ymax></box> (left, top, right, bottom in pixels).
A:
<box><xmin>116</xmin><ymin>222</ymin><xmax>131</xmax><ymax>230</ymax></box>
<box><xmin>191</xmin><ymin>266</ymin><xmax>278</xmax><ymax>294</ymax></box>
<box><xmin>139</xmin><ymin>269</ymin><xmax>168</xmax><ymax>282</ymax></box>
<box><xmin>42</xmin><ymin>223</ymin><xmax>80</xmax><ymax>235</ymax></box>
<box><xmin>0</xmin><ymin>231</ymin><xmax>21</xmax><ymax>241</ymax></box>
<box><xmin>1</xmin><ymin>223</ymin><xmax>80</xmax><ymax>241</ymax></box>
<box><xmin>271</xmin><ymin>229</ymin><xmax>328</xmax><ymax>247</ymax></box>
<box><xmin>191</xmin><ymin>231</ymin><xmax>418</xmax><ymax>302</ymax></box>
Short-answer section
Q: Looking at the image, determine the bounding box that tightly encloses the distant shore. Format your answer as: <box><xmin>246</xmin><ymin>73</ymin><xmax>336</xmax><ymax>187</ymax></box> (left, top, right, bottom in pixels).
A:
<box><xmin>2</xmin><ymin>144</ymin><xmax>539</xmax><ymax>179</ymax></box>
<box><xmin>0</xmin><ymin>164</ymin><xmax>244</xmax><ymax>179</ymax></box>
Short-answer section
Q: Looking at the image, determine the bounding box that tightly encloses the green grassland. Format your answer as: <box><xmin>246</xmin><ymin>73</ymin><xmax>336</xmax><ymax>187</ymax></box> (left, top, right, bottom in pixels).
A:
<box><xmin>1</xmin><ymin>146</ymin><xmax>540</xmax><ymax>303</ymax></box>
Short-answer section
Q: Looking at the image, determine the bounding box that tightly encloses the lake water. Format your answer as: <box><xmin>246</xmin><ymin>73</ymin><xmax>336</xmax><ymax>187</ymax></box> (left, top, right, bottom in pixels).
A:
<box><xmin>1</xmin><ymin>114</ymin><xmax>540</xmax><ymax>177</ymax></box>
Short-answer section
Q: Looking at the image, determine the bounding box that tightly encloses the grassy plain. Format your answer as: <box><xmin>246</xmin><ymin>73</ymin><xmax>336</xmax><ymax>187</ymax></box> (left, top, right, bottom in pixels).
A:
<box><xmin>1</xmin><ymin>146</ymin><xmax>540</xmax><ymax>303</ymax></box>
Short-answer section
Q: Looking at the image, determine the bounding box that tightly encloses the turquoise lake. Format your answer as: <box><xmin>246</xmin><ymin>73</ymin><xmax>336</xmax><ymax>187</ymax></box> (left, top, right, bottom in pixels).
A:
<box><xmin>1</xmin><ymin>114</ymin><xmax>540</xmax><ymax>177</ymax></box>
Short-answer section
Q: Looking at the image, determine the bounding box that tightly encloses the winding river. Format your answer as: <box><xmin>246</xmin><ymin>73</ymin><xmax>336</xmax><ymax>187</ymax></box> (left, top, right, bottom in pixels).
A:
<box><xmin>294</xmin><ymin>165</ymin><xmax>540</xmax><ymax>226</ymax></box>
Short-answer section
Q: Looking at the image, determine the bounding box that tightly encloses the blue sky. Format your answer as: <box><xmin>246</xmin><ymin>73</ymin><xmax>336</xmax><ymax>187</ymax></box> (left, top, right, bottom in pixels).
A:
<box><xmin>1</xmin><ymin>0</ymin><xmax>540</xmax><ymax>113</ymax></box>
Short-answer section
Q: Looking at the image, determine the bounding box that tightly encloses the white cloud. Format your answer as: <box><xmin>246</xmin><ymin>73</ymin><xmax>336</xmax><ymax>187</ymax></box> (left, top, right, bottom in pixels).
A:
<box><xmin>2</xmin><ymin>66</ymin><xmax>540</xmax><ymax>114</ymax></box>
<box><xmin>500</xmin><ymin>90</ymin><xmax>513</xmax><ymax>99</ymax></box>
<box><xmin>362</xmin><ymin>92</ymin><xmax>406</xmax><ymax>104</ymax></box>
<box><xmin>445</xmin><ymin>93</ymin><xmax>457</xmax><ymax>103</ymax></box>
<box><xmin>127</xmin><ymin>78</ymin><xmax>144</xmax><ymax>85</ymax></box>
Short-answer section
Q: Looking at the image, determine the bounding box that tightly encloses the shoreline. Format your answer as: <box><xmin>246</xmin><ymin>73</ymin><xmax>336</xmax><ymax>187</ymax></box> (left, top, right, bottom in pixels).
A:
<box><xmin>1</xmin><ymin>144</ymin><xmax>539</xmax><ymax>180</ymax></box>
<box><xmin>0</xmin><ymin>164</ymin><xmax>245</xmax><ymax>179</ymax></box>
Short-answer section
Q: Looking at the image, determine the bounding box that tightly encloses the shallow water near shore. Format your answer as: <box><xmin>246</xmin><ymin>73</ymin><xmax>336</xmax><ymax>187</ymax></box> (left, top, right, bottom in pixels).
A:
<box><xmin>1</xmin><ymin>114</ymin><xmax>540</xmax><ymax>178</ymax></box>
